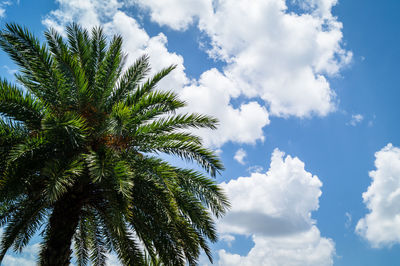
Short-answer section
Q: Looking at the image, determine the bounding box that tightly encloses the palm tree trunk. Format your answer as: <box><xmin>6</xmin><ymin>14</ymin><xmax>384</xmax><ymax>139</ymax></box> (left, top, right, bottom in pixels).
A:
<box><xmin>40</xmin><ymin>190</ymin><xmax>84</xmax><ymax>266</ymax></box>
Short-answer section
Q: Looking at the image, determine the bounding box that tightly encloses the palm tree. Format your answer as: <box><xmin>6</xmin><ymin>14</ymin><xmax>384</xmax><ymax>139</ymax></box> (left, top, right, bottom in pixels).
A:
<box><xmin>0</xmin><ymin>23</ymin><xmax>229</xmax><ymax>266</ymax></box>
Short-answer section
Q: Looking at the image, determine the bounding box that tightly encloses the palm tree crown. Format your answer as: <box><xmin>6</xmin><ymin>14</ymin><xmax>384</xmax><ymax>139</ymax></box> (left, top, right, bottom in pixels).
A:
<box><xmin>0</xmin><ymin>23</ymin><xmax>229</xmax><ymax>266</ymax></box>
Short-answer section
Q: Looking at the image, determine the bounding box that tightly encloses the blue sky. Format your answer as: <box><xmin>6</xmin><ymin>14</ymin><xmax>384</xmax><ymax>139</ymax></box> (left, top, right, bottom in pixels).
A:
<box><xmin>1</xmin><ymin>0</ymin><xmax>400</xmax><ymax>265</ymax></box>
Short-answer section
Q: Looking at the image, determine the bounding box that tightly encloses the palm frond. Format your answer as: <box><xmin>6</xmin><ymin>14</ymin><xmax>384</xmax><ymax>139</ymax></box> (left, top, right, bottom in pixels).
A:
<box><xmin>88</xmin><ymin>214</ymin><xmax>107</xmax><ymax>266</ymax></box>
<box><xmin>85</xmin><ymin>150</ymin><xmax>113</xmax><ymax>183</ymax></box>
<box><xmin>135</xmin><ymin>113</ymin><xmax>218</xmax><ymax>137</ymax></box>
<box><xmin>0</xmin><ymin>79</ymin><xmax>45</xmax><ymax>129</ymax></box>
<box><xmin>175</xmin><ymin>169</ymin><xmax>230</xmax><ymax>217</ymax></box>
<box><xmin>74</xmin><ymin>216</ymin><xmax>90</xmax><ymax>266</ymax></box>
<box><xmin>0</xmin><ymin>196</ymin><xmax>47</xmax><ymax>259</ymax></box>
<box><xmin>0</xmin><ymin>23</ymin><xmax>63</xmax><ymax>106</ymax></box>
<box><xmin>142</xmin><ymin>140</ymin><xmax>224</xmax><ymax>177</ymax></box>
<box><xmin>7</xmin><ymin>134</ymin><xmax>48</xmax><ymax>164</ymax></box>
<box><xmin>127</xmin><ymin>175</ymin><xmax>186</xmax><ymax>265</ymax></box>
<box><xmin>42</xmin><ymin>112</ymin><xmax>88</xmax><ymax>149</ymax></box>
<box><xmin>0</xmin><ymin>119</ymin><xmax>28</xmax><ymax>155</ymax></box>
<box><xmin>94</xmin><ymin>35</ymin><xmax>125</xmax><ymax>106</ymax></box>
<box><xmin>42</xmin><ymin>158</ymin><xmax>84</xmax><ymax>203</ymax></box>
<box><xmin>66</xmin><ymin>23</ymin><xmax>91</xmax><ymax>70</ymax></box>
<box><xmin>45</xmin><ymin>28</ymin><xmax>88</xmax><ymax>109</ymax></box>
<box><xmin>87</xmin><ymin>26</ymin><xmax>107</xmax><ymax>89</ymax></box>
<box><xmin>107</xmin><ymin>54</ymin><xmax>150</xmax><ymax>108</ymax></box>
<box><xmin>95</xmin><ymin>200</ymin><xmax>145</xmax><ymax>266</ymax></box>
<box><xmin>126</xmin><ymin>65</ymin><xmax>176</xmax><ymax>106</ymax></box>
<box><xmin>112</xmin><ymin>160</ymin><xmax>134</xmax><ymax>199</ymax></box>
<box><xmin>128</xmin><ymin>90</ymin><xmax>186</xmax><ymax>124</ymax></box>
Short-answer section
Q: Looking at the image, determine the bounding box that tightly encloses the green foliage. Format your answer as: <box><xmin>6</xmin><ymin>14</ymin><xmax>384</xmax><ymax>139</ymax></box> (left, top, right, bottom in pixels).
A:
<box><xmin>0</xmin><ymin>23</ymin><xmax>229</xmax><ymax>265</ymax></box>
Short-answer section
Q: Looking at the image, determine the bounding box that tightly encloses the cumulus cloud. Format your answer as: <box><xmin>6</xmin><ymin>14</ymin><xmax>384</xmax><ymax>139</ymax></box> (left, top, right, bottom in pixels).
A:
<box><xmin>132</xmin><ymin>0</ymin><xmax>212</xmax><ymax>31</ymax></box>
<box><xmin>218</xmin><ymin>228</ymin><xmax>334</xmax><ymax>266</ymax></box>
<box><xmin>178</xmin><ymin>69</ymin><xmax>270</xmax><ymax>147</ymax></box>
<box><xmin>42</xmin><ymin>0</ymin><xmax>122</xmax><ymax>31</ymax></box>
<box><xmin>217</xmin><ymin>149</ymin><xmax>335</xmax><ymax>265</ymax></box>
<box><xmin>135</xmin><ymin>0</ymin><xmax>352</xmax><ymax>118</ymax></box>
<box><xmin>356</xmin><ymin>144</ymin><xmax>400</xmax><ymax>247</ymax></box>
<box><xmin>234</xmin><ymin>148</ymin><xmax>247</xmax><ymax>165</ymax></box>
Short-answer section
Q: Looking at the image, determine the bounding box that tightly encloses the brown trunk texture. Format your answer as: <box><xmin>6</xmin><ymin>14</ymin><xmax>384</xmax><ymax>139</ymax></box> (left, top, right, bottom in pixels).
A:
<box><xmin>40</xmin><ymin>190</ymin><xmax>84</xmax><ymax>266</ymax></box>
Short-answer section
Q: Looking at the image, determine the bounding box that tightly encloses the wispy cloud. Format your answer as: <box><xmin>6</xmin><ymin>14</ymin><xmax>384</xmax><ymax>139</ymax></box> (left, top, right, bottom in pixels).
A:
<box><xmin>348</xmin><ymin>114</ymin><xmax>364</xmax><ymax>126</ymax></box>
<box><xmin>0</xmin><ymin>0</ymin><xmax>18</xmax><ymax>18</ymax></box>
<box><xmin>345</xmin><ymin>212</ymin><xmax>352</xmax><ymax>229</ymax></box>
<box><xmin>3</xmin><ymin>65</ymin><xmax>17</xmax><ymax>75</ymax></box>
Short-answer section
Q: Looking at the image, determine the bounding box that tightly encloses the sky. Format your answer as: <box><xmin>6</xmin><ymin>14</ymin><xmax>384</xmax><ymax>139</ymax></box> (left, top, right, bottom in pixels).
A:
<box><xmin>1</xmin><ymin>0</ymin><xmax>400</xmax><ymax>265</ymax></box>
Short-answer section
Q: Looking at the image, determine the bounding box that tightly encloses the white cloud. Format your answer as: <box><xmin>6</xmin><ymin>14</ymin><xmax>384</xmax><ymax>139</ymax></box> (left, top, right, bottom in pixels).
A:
<box><xmin>2</xmin><ymin>243</ymin><xmax>39</xmax><ymax>266</ymax></box>
<box><xmin>132</xmin><ymin>0</ymin><xmax>212</xmax><ymax>31</ymax></box>
<box><xmin>217</xmin><ymin>149</ymin><xmax>335</xmax><ymax>265</ymax></box>
<box><xmin>356</xmin><ymin>144</ymin><xmax>400</xmax><ymax>248</ymax></box>
<box><xmin>2</xmin><ymin>256</ymin><xmax>36</xmax><ymax>266</ymax></box>
<box><xmin>218</xmin><ymin>227</ymin><xmax>334</xmax><ymax>266</ymax></box>
<box><xmin>220</xmin><ymin>234</ymin><xmax>235</xmax><ymax>247</ymax></box>
<box><xmin>42</xmin><ymin>0</ymin><xmax>122</xmax><ymax>31</ymax></box>
<box><xmin>135</xmin><ymin>0</ymin><xmax>352</xmax><ymax>118</ymax></box>
<box><xmin>234</xmin><ymin>148</ymin><xmax>247</xmax><ymax>165</ymax></box>
<box><xmin>179</xmin><ymin>69</ymin><xmax>270</xmax><ymax>147</ymax></box>
<box><xmin>348</xmin><ymin>114</ymin><xmax>363</xmax><ymax>126</ymax></box>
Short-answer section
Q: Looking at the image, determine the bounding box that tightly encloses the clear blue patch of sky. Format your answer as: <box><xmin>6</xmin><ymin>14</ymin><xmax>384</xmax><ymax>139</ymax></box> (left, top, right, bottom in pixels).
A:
<box><xmin>212</xmin><ymin>234</ymin><xmax>254</xmax><ymax>257</ymax></box>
